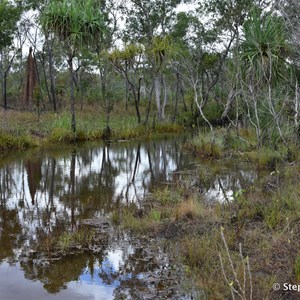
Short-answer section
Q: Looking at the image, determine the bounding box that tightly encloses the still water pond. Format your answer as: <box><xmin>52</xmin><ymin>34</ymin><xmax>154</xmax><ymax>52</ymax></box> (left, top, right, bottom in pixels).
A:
<box><xmin>0</xmin><ymin>137</ymin><xmax>260</xmax><ymax>300</ymax></box>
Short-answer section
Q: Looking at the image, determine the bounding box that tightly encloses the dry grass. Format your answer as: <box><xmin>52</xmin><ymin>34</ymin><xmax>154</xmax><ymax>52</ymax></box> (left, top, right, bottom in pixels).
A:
<box><xmin>114</xmin><ymin>161</ymin><xmax>300</xmax><ymax>299</ymax></box>
<box><xmin>175</xmin><ymin>198</ymin><xmax>203</xmax><ymax>220</ymax></box>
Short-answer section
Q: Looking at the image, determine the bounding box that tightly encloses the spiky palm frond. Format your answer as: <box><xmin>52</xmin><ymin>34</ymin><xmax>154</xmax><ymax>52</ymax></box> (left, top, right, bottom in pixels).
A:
<box><xmin>41</xmin><ymin>0</ymin><xmax>105</xmax><ymax>52</ymax></box>
<box><xmin>241</xmin><ymin>8</ymin><xmax>289</xmax><ymax>82</ymax></box>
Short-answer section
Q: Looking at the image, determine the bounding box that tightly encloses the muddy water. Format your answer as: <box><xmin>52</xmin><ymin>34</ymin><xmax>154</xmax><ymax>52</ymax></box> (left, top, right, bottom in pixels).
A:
<box><xmin>0</xmin><ymin>137</ymin><xmax>260</xmax><ymax>300</ymax></box>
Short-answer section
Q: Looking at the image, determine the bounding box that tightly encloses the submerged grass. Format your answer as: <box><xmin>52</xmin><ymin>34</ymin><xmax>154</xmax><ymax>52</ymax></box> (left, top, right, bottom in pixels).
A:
<box><xmin>57</xmin><ymin>229</ymin><xmax>97</xmax><ymax>252</ymax></box>
<box><xmin>120</xmin><ymin>206</ymin><xmax>166</xmax><ymax>233</ymax></box>
<box><xmin>113</xmin><ymin>160</ymin><xmax>300</xmax><ymax>299</ymax></box>
<box><xmin>187</xmin><ymin>129</ymin><xmax>225</xmax><ymax>158</ymax></box>
<box><xmin>36</xmin><ymin>227</ymin><xmax>98</xmax><ymax>255</ymax></box>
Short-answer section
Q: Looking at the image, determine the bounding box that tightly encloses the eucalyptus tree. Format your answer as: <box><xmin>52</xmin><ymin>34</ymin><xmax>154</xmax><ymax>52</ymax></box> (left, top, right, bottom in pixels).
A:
<box><xmin>123</xmin><ymin>0</ymin><xmax>181</xmax><ymax>44</ymax></box>
<box><xmin>0</xmin><ymin>0</ymin><xmax>22</xmax><ymax>109</ymax></box>
<box><xmin>171</xmin><ymin>44</ymin><xmax>216</xmax><ymax>135</ymax></box>
<box><xmin>0</xmin><ymin>0</ymin><xmax>22</xmax><ymax>51</ymax></box>
<box><xmin>169</xmin><ymin>9</ymin><xmax>230</xmax><ymax>126</ymax></box>
<box><xmin>109</xmin><ymin>44</ymin><xmax>144</xmax><ymax>123</ymax></box>
<box><xmin>198</xmin><ymin>1</ymin><xmax>283</xmax><ymax>127</ymax></box>
<box><xmin>41</xmin><ymin>0</ymin><xmax>105</xmax><ymax>133</ymax></box>
<box><xmin>147</xmin><ymin>36</ymin><xmax>173</xmax><ymax>121</ymax></box>
<box><xmin>92</xmin><ymin>0</ymin><xmax>120</xmax><ymax>132</ymax></box>
<box><xmin>275</xmin><ymin>0</ymin><xmax>300</xmax><ymax>130</ymax></box>
<box><xmin>123</xmin><ymin>0</ymin><xmax>181</xmax><ymax>122</ymax></box>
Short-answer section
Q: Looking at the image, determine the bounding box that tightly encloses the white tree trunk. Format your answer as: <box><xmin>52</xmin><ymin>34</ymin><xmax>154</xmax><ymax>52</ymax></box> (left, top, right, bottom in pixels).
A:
<box><xmin>294</xmin><ymin>80</ymin><xmax>299</xmax><ymax>128</ymax></box>
<box><xmin>161</xmin><ymin>74</ymin><xmax>167</xmax><ymax>120</ymax></box>
<box><xmin>155</xmin><ymin>75</ymin><xmax>162</xmax><ymax>120</ymax></box>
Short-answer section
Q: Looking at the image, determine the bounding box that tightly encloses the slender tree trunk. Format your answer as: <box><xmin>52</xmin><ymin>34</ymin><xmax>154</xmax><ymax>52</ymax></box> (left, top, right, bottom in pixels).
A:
<box><xmin>2</xmin><ymin>51</ymin><xmax>16</xmax><ymax>110</ymax></box>
<box><xmin>173</xmin><ymin>78</ymin><xmax>179</xmax><ymax>122</ymax></box>
<box><xmin>250</xmin><ymin>83</ymin><xmax>261</xmax><ymax>145</ymax></box>
<box><xmin>18</xmin><ymin>47</ymin><xmax>23</xmax><ymax>93</ymax></box>
<box><xmin>101</xmin><ymin>71</ymin><xmax>106</xmax><ymax>101</ymax></box>
<box><xmin>125</xmin><ymin>80</ymin><xmax>129</xmax><ymax>110</ymax></box>
<box><xmin>3</xmin><ymin>70</ymin><xmax>7</xmax><ymax>110</ymax></box>
<box><xmin>194</xmin><ymin>84</ymin><xmax>214</xmax><ymax>138</ymax></box>
<box><xmin>34</xmin><ymin>54</ymin><xmax>46</xmax><ymax>111</ymax></box>
<box><xmin>101</xmin><ymin>69</ymin><xmax>111</xmax><ymax>133</ymax></box>
<box><xmin>155</xmin><ymin>75</ymin><xmax>162</xmax><ymax>121</ymax></box>
<box><xmin>144</xmin><ymin>85</ymin><xmax>154</xmax><ymax>125</ymax></box>
<box><xmin>122</xmin><ymin>68</ymin><xmax>141</xmax><ymax>123</ymax></box>
<box><xmin>128</xmin><ymin>80</ymin><xmax>141</xmax><ymax>123</ymax></box>
<box><xmin>161</xmin><ymin>74</ymin><xmax>168</xmax><ymax>120</ymax></box>
<box><xmin>220</xmin><ymin>88</ymin><xmax>240</xmax><ymax>122</ymax></box>
<box><xmin>267</xmin><ymin>80</ymin><xmax>287</xmax><ymax>146</ymax></box>
<box><xmin>39</xmin><ymin>53</ymin><xmax>52</xmax><ymax>107</ymax></box>
<box><xmin>201</xmin><ymin>32</ymin><xmax>237</xmax><ymax>111</ymax></box>
<box><xmin>295</xmin><ymin>80</ymin><xmax>299</xmax><ymax>128</ymax></box>
<box><xmin>0</xmin><ymin>51</ymin><xmax>4</xmax><ymax>109</ymax></box>
<box><xmin>180</xmin><ymin>86</ymin><xmax>187</xmax><ymax>112</ymax></box>
<box><xmin>136</xmin><ymin>77</ymin><xmax>142</xmax><ymax>123</ymax></box>
<box><xmin>46</xmin><ymin>35</ymin><xmax>57</xmax><ymax>111</ymax></box>
<box><xmin>68</xmin><ymin>55</ymin><xmax>76</xmax><ymax>133</ymax></box>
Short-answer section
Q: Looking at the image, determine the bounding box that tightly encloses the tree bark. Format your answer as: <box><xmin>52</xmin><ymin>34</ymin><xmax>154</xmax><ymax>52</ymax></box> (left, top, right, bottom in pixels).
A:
<box><xmin>155</xmin><ymin>75</ymin><xmax>162</xmax><ymax>121</ymax></box>
<box><xmin>220</xmin><ymin>88</ymin><xmax>240</xmax><ymax>122</ymax></box>
<box><xmin>68</xmin><ymin>55</ymin><xmax>76</xmax><ymax>133</ymax></box>
<box><xmin>1</xmin><ymin>50</ymin><xmax>17</xmax><ymax>110</ymax></box>
<box><xmin>3</xmin><ymin>69</ymin><xmax>7</xmax><ymax>110</ymax></box>
<box><xmin>144</xmin><ymin>84</ymin><xmax>154</xmax><ymax>125</ymax></box>
<box><xmin>161</xmin><ymin>74</ymin><xmax>168</xmax><ymax>120</ymax></box>
<box><xmin>46</xmin><ymin>34</ymin><xmax>57</xmax><ymax>111</ymax></box>
<box><xmin>0</xmin><ymin>51</ymin><xmax>4</xmax><ymax>109</ymax></box>
<box><xmin>173</xmin><ymin>77</ymin><xmax>179</xmax><ymax>122</ymax></box>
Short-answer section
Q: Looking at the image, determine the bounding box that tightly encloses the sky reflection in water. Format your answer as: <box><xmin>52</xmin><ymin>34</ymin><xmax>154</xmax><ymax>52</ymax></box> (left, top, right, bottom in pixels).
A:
<box><xmin>0</xmin><ymin>138</ymin><xmax>260</xmax><ymax>299</ymax></box>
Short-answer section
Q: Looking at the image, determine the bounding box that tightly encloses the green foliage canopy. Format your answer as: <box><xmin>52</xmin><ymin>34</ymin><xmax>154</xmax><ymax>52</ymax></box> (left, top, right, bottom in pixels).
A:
<box><xmin>0</xmin><ymin>0</ymin><xmax>22</xmax><ymax>50</ymax></box>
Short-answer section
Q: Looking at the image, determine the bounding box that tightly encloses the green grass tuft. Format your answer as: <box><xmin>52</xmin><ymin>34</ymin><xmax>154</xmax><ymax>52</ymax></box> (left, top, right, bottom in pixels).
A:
<box><xmin>0</xmin><ymin>131</ymin><xmax>37</xmax><ymax>151</ymax></box>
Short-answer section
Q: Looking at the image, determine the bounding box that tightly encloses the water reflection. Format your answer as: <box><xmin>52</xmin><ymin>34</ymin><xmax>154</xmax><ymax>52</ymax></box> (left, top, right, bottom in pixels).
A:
<box><xmin>0</xmin><ymin>138</ymin><xmax>263</xmax><ymax>299</ymax></box>
<box><xmin>178</xmin><ymin>162</ymin><xmax>261</xmax><ymax>204</ymax></box>
<box><xmin>203</xmin><ymin>169</ymin><xmax>259</xmax><ymax>203</ymax></box>
<box><xmin>0</xmin><ymin>138</ymin><xmax>191</xmax><ymax>299</ymax></box>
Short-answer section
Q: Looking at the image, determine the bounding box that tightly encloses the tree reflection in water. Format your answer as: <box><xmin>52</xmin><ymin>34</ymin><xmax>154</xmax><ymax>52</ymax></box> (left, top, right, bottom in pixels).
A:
<box><xmin>0</xmin><ymin>138</ymin><xmax>191</xmax><ymax>298</ymax></box>
<box><xmin>0</xmin><ymin>137</ymin><xmax>259</xmax><ymax>299</ymax></box>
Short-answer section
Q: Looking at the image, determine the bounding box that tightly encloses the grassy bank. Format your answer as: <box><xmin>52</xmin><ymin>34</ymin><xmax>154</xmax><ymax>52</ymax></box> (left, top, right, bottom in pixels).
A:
<box><xmin>112</xmin><ymin>161</ymin><xmax>300</xmax><ymax>299</ymax></box>
<box><xmin>0</xmin><ymin>131</ymin><xmax>37</xmax><ymax>151</ymax></box>
<box><xmin>0</xmin><ymin>106</ymin><xmax>183</xmax><ymax>152</ymax></box>
<box><xmin>186</xmin><ymin>128</ymin><xmax>300</xmax><ymax>167</ymax></box>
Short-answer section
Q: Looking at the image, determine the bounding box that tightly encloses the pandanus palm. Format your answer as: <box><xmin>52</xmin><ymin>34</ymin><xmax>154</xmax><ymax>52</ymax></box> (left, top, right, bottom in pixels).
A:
<box><xmin>241</xmin><ymin>9</ymin><xmax>289</xmax><ymax>83</ymax></box>
<box><xmin>41</xmin><ymin>0</ymin><xmax>105</xmax><ymax>133</ymax></box>
<box><xmin>241</xmin><ymin>9</ymin><xmax>289</xmax><ymax>144</ymax></box>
